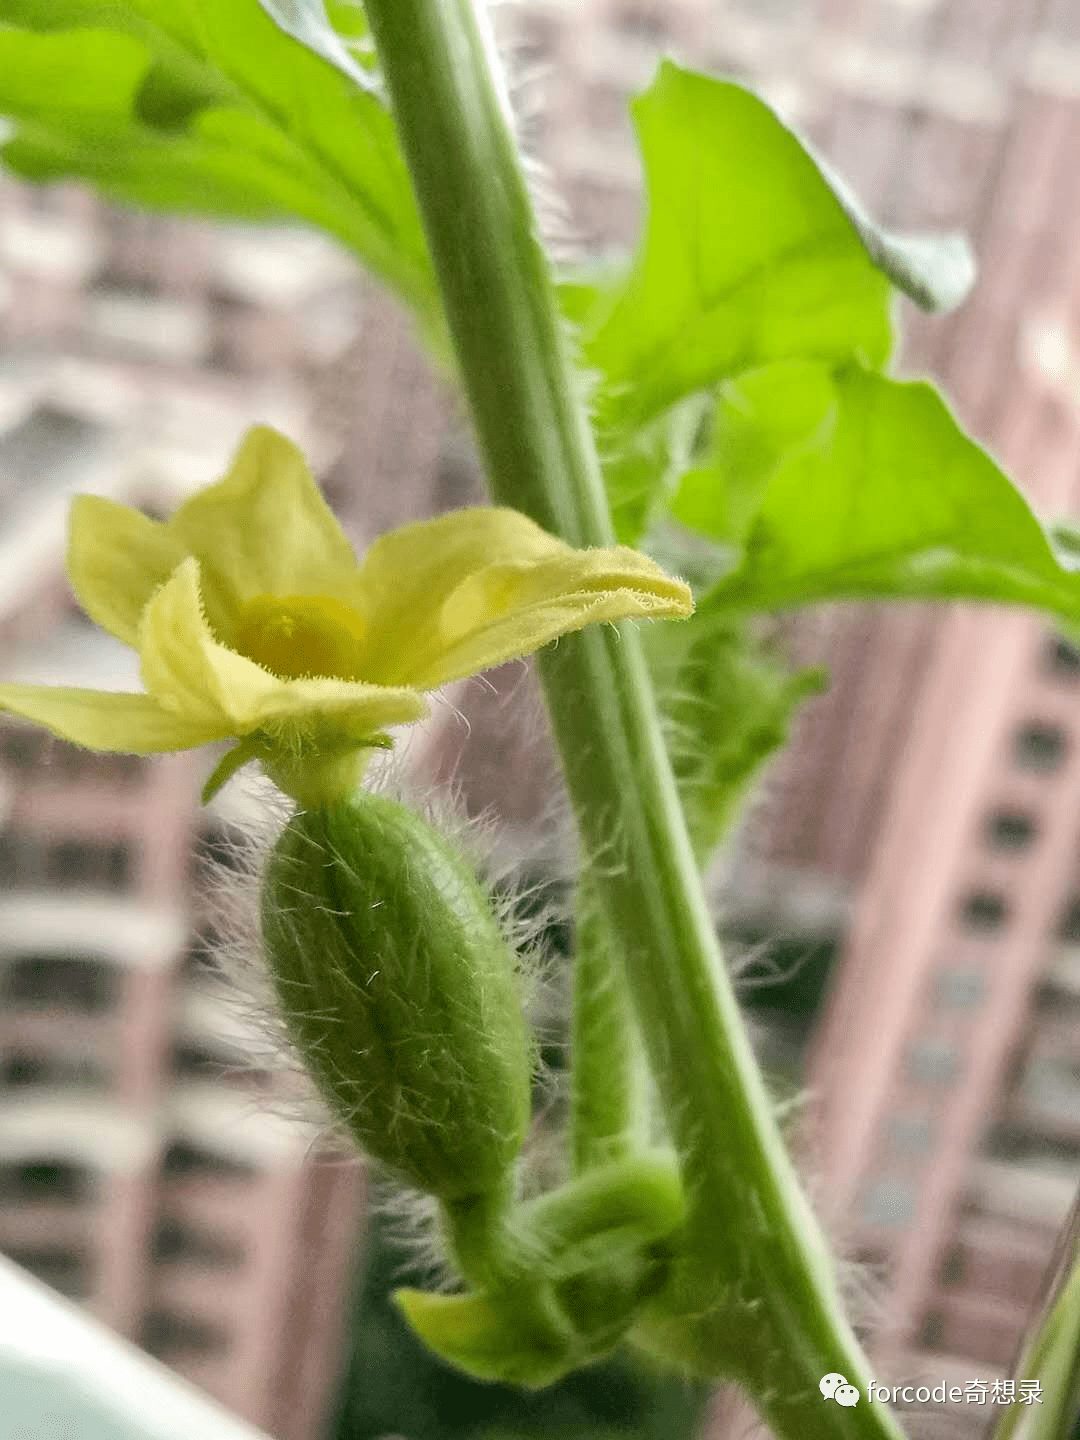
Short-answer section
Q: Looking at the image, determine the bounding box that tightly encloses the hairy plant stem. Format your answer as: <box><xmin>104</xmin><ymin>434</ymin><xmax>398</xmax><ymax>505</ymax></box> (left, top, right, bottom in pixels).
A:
<box><xmin>442</xmin><ymin>1181</ymin><xmax>580</xmax><ymax>1360</ymax></box>
<box><xmin>361</xmin><ymin>2</ymin><xmax>906</xmax><ymax>1435</ymax></box>
<box><xmin>570</xmin><ymin>889</ymin><xmax>649</xmax><ymax>1172</ymax></box>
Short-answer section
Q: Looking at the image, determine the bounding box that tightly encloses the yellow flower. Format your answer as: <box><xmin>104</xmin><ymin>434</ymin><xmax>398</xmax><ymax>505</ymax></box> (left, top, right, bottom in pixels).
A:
<box><xmin>0</xmin><ymin>427</ymin><xmax>692</xmax><ymax>805</ymax></box>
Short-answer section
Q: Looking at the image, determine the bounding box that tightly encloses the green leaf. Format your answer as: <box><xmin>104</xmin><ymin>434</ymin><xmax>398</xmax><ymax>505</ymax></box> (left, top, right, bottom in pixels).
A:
<box><xmin>700</xmin><ymin>364</ymin><xmax>1080</xmax><ymax>625</ymax></box>
<box><xmin>644</xmin><ymin>611</ymin><xmax>824</xmax><ymax>862</ymax></box>
<box><xmin>669</xmin><ymin>361</ymin><xmax>836</xmax><ymax>554</ymax></box>
<box><xmin>571</xmin><ymin>65</ymin><xmax>972</xmax><ymax>544</ymax></box>
<box><xmin>810</xmin><ymin>146</ymin><xmax>975</xmax><ymax>313</ymax></box>
<box><xmin>602</xmin><ymin>392</ymin><xmax>712</xmax><ymax>545</ymax></box>
<box><xmin>0</xmin><ymin>1</ymin><xmax>439</xmax><ymax>326</ymax></box>
<box><xmin>394</xmin><ymin>1288</ymin><xmax>575</xmax><ymax>1389</ymax></box>
<box><xmin>990</xmin><ymin>1214</ymin><xmax>1080</xmax><ymax>1439</ymax></box>
<box><xmin>1049</xmin><ymin>521</ymin><xmax>1080</xmax><ymax>571</ymax></box>
<box><xmin>255</xmin><ymin>0</ymin><xmax>376</xmax><ymax>89</ymax></box>
<box><xmin>581</xmin><ymin>64</ymin><xmax>898</xmax><ymax>436</ymax></box>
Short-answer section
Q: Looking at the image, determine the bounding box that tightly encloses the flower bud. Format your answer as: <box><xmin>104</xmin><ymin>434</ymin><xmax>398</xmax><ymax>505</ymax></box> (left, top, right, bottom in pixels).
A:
<box><xmin>261</xmin><ymin>793</ymin><xmax>532</xmax><ymax>1201</ymax></box>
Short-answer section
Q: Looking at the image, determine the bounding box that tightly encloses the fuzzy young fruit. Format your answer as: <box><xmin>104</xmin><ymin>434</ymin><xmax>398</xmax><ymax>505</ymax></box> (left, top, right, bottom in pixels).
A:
<box><xmin>261</xmin><ymin>793</ymin><xmax>532</xmax><ymax>1201</ymax></box>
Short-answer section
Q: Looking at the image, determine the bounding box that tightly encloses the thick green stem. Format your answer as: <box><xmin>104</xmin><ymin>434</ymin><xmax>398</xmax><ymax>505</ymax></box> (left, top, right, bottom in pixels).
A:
<box><xmin>361</xmin><ymin>2</ymin><xmax>905</xmax><ymax>1436</ymax></box>
<box><xmin>570</xmin><ymin>885</ymin><xmax>650</xmax><ymax>1171</ymax></box>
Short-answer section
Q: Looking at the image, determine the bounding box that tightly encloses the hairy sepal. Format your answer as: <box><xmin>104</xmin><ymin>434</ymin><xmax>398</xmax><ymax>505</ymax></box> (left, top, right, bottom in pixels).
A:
<box><xmin>397</xmin><ymin>1154</ymin><xmax>686</xmax><ymax>1386</ymax></box>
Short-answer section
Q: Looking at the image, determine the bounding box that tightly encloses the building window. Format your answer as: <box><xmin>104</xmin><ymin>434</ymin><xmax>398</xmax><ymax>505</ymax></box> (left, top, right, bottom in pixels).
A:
<box><xmin>0</xmin><ymin>953</ymin><xmax>119</xmax><ymax>1013</ymax></box>
<box><xmin>0</xmin><ymin>405</ymin><xmax>102</xmax><ymax>487</ymax></box>
<box><xmin>0</xmin><ymin>731</ymin><xmax>141</xmax><ymax>787</ymax></box>
<box><xmin>46</xmin><ymin>744</ymin><xmax>143</xmax><ymax>786</ymax></box>
<box><xmin>161</xmin><ymin>1141</ymin><xmax>256</xmax><ymax>1183</ymax></box>
<box><xmin>0</xmin><ymin>832</ymin><xmax>19</xmax><ymax>885</ymax></box>
<box><xmin>47</xmin><ymin>837</ymin><xmax>134</xmax><ymax>890</ymax></box>
<box><xmin>0</xmin><ymin>829</ymin><xmax>46</xmax><ymax>888</ymax></box>
<box><xmin>0</xmin><ymin>726</ymin><xmax>41</xmax><ymax>772</ymax></box>
<box><xmin>888</xmin><ymin>1112</ymin><xmax>933</xmax><ymax>1154</ymax></box>
<box><xmin>171</xmin><ymin>1042</ymin><xmax>230</xmax><ymax>1081</ymax></box>
<box><xmin>1044</xmin><ymin>635</ymin><xmax>1080</xmax><ymax>681</ymax></box>
<box><xmin>935</xmin><ymin>969</ymin><xmax>985</xmax><ymax>1009</ymax></box>
<box><xmin>6</xmin><ymin>1245</ymin><xmax>91</xmax><ymax>1299</ymax></box>
<box><xmin>1018</xmin><ymin>1056</ymin><xmax>1080</xmax><ymax>1125</ymax></box>
<box><xmin>104</xmin><ymin>754</ymin><xmax>146</xmax><ymax>786</ymax></box>
<box><xmin>0</xmin><ymin>1159</ymin><xmax>94</xmax><ymax>1205</ymax></box>
<box><xmin>906</xmin><ymin>1040</ymin><xmax>959</xmax><ymax>1086</ymax></box>
<box><xmin>48</xmin><ymin>742</ymin><xmax>92</xmax><ymax>781</ymax></box>
<box><xmin>959</xmin><ymin>890</ymin><xmax>1009</xmax><ymax>933</ymax></box>
<box><xmin>861</xmin><ymin>1178</ymin><xmax>916</xmax><ymax>1229</ymax></box>
<box><xmin>105</xmin><ymin>841</ymin><xmax>133</xmax><ymax>888</ymax></box>
<box><xmin>613</xmin><ymin>1</ymin><xmax>666</xmax><ymax>41</ymax></box>
<box><xmin>985</xmin><ymin>810</ymin><xmax>1038</xmax><ymax>852</ymax></box>
<box><xmin>938</xmin><ymin>1244</ymin><xmax>966</xmax><ymax>1287</ymax></box>
<box><xmin>1013</xmin><ymin>721</ymin><xmax>1068</xmax><ymax>773</ymax></box>
<box><xmin>983</xmin><ymin>1124</ymin><xmax>1080</xmax><ymax>1165</ymax></box>
<box><xmin>151</xmin><ymin>1218</ymin><xmax>245</xmax><ymax>1269</ymax></box>
<box><xmin>0</xmin><ymin>1051</ymin><xmax>109</xmax><ymax>1090</ymax></box>
<box><xmin>140</xmin><ymin>1310</ymin><xmax>230</xmax><ymax>1360</ymax></box>
<box><xmin>1059</xmin><ymin>896</ymin><xmax>1080</xmax><ymax>943</ymax></box>
<box><xmin>47</xmin><ymin>840</ymin><xmax>88</xmax><ymax>886</ymax></box>
<box><xmin>515</xmin><ymin>16</ymin><xmax>557</xmax><ymax>67</ymax></box>
<box><xmin>432</xmin><ymin>449</ymin><xmax>480</xmax><ymax>513</ymax></box>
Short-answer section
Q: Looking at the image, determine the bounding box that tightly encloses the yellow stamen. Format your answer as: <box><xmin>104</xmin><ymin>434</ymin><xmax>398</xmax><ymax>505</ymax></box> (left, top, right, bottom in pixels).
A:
<box><xmin>235</xmin><ymin>593</ymin><xmax>369</xmax><ymax>680</ymax></box>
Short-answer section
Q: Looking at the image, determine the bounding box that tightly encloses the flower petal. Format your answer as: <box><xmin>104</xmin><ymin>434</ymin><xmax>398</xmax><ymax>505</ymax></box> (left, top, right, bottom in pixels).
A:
<box><xmin>429</xmin><ymin>575</ymin><xmax>692</xmax><ymax>687</ymax></box>
<box><xmin>242</xmin><ymin>676</ymin><xmax>428</xmax><ymax>733</ymax></box>
<box><xmin>352</xmin><ymin>507</ymin><xmax>693</xmax><ymax>686</ymax></box>
<box><xmin>66</xmin><ymin>496</ymin><xmax>187</xmax><ymax>646</ymax></box>
<box><xmin>165</xmin><ymin>426</ymin><xmax>358</xmax><ymax>629</ymax></box>
<box><xmin>138</xmin><ymin>558</ymin><xmax>245</xmax><ymax>729</ymax></box>
<box><xmin>0</xmin><ymin>684</ymin><xmax>229</xmax><ymax>752</ymax></box>
<box><xmin>139</xmin><ymin>558</ymin><xmax>427</xmax><ymax>738</ymax></box>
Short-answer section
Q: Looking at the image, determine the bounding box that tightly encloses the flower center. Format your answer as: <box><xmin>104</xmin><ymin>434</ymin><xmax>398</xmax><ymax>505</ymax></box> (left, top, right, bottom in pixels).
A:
<box><xmin>234</xmin><ymin>593</ymin><xmax>369</xmax><ymax>680</ymax></box>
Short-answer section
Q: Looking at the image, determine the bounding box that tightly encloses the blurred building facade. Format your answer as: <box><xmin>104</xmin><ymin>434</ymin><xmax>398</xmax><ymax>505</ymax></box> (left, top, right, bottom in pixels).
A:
<box><xmin>1</xmin><ymin>2</ymin><xmax>1080</xmax><ymax>1438</ymax></box>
